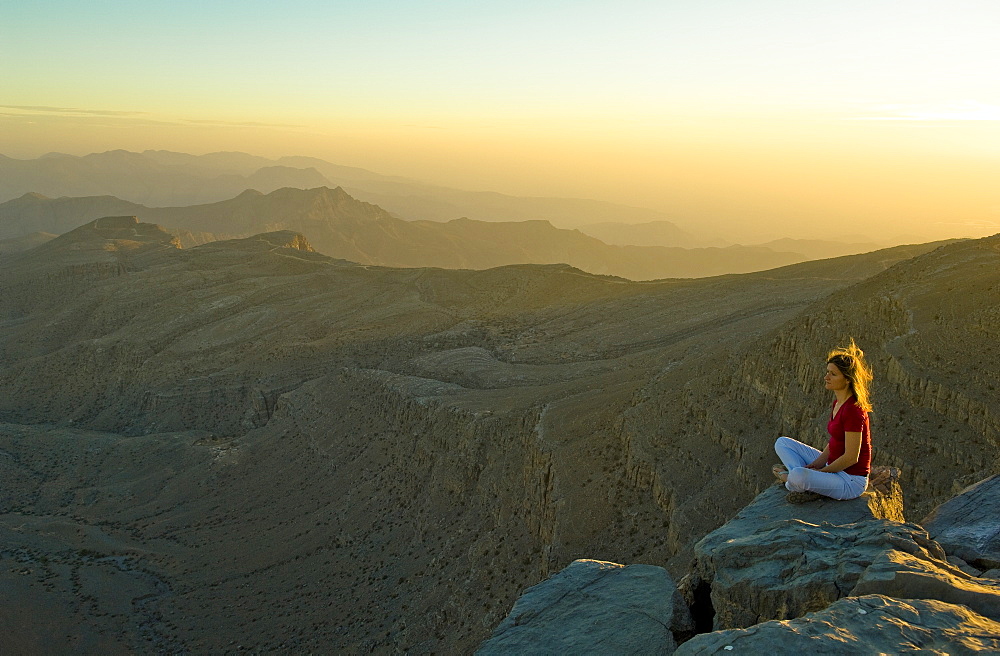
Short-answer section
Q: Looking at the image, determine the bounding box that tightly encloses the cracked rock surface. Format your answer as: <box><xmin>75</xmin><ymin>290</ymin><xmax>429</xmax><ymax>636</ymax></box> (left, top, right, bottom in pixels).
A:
<box><xmin>675</xmin><ymin>594</ymin><xmax>1000</xmax><ymax>655</ymax></box>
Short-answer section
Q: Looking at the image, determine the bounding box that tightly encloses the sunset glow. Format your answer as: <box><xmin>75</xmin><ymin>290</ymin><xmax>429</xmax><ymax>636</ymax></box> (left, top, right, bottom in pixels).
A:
<box><xmin>4</xmin><ymin>0</ymin><xmax>1000</xmax><ymax>241</ymax></box>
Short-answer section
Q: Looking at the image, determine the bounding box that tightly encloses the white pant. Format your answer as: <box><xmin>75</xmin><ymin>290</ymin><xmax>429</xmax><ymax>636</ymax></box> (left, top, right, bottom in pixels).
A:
<box><xmin>774</xmin><ymin>436</ymin><xmax>868</xmax><ymax>500</ymax></box>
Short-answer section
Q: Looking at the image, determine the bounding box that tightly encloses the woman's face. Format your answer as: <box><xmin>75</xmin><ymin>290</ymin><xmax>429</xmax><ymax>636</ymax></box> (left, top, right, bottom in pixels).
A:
<box><xmin>825</xmin><ymin>362</ymin><xmax>850</xmax><ymax>391</ymax></box>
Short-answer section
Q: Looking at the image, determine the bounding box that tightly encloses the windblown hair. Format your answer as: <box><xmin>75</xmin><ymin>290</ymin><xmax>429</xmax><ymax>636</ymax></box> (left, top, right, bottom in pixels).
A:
<box><xmin>828</xmin><ymin>338</ymin><xmax>873</xmax><ymax>412</ymax></box>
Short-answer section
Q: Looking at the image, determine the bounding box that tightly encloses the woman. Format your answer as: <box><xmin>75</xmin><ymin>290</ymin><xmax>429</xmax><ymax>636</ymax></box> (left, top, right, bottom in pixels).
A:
<box><xmin>773</xmin><ymin>339</ymin><xmax>872</xmax><ymax>502</ymax></box>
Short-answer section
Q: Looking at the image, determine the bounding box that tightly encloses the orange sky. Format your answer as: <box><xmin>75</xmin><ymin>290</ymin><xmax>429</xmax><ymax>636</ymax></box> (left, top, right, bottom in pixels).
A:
<box><xmin>3</xmin><ymin>1</ymin><xmax>1000</xmax><ymax>242</ymax></box>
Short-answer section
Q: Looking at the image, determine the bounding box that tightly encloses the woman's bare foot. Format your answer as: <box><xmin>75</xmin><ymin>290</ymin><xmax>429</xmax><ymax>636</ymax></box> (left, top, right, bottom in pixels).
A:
<box><xmin>772</xmin><ymin>463</ymin><xmax>788</xmax><ymax>484</ymax></box>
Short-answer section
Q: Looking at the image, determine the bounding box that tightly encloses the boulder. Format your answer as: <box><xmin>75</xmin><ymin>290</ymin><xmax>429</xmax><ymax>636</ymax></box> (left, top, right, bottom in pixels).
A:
<box><xmin>674</xmin><ymin>594</ymin><xmax>1000</xmax><ymax>655</ymax></box>
<box><xmin>476</xmin><ymin>559</ymin><xmax>692</xmax><ymax>655</ymax></box>
<box><xmin>923</xmin><ymin>474</ymin><xmax>1000</xmax><ymax>570</ymax></box>
<box><xmin>692</xmin><ymin>484</ymin><xmax>904</xmax><ymax>561</ymax></box>
<box><xmin>679</xmin><ymin>483</ymin><xmax>905</xmax><ymax>630</ymax></box>
<box><xmin>684</xmin><ymin>518</ymin><xmax>941</xmax><ymax>630</ymax></box>
<box><xmin>853</xmin><ymin>547</ymin><xmax>1000</xmax><ymax>621</ymax></box>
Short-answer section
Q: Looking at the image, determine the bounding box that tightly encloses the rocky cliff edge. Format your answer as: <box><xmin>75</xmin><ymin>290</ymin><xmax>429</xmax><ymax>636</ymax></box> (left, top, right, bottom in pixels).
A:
<box><xmin>480</xmin><ymin>475</ymin><xmax>1000</xmax><ymax>653</ymax></box>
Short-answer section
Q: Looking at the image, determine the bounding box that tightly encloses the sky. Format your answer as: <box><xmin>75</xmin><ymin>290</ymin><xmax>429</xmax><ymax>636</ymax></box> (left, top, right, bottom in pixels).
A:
<box><xmin>3</xmin><ymin>0</ymin><xmax>1000</xmax><ymax>242</ymax></box>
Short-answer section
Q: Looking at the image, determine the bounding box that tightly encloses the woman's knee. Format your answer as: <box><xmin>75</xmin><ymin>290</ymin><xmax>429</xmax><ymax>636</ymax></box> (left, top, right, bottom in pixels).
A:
<box><xmin>774</xmin><ymin>436</ymin><xmax>793</xmax><ymax>451</ymax></box>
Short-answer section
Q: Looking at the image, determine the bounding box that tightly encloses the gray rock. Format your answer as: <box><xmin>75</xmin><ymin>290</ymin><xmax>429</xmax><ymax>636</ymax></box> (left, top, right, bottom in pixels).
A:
<box><xmin>674</xmin><ymin>594</ymin><xmax>1000</xmax><ymax>655</ymax></box>
<box><xmin>680</xmin><ymin>483</ymin><xmax>906</xmax><ymax>630</ymax></box>
<box><xmin>923</xmin><ymin>474</ymin><xmax>1000</xmax><ymax>570</ymax></box>
<box><xmin>983</xmin><ymin>569</ymin><xmax>1000</xmax><ymax>581</ymax></box>
<box><xmin>948</xmin><ymin>555</ymin><xmax>983</xmax><ymax>577</ymax></box>
<box><xmin>853</xmin><ymin>546</ymin><xmax>1000</xmax><ymax>621</ymax></box>
<box><xmin>476</xmin><ymin>559</ymin><xmax>692</xmax><ymax>655</ymax></box>
<box><xmin>693</xmin><ymin>484</ymin><xmax>904</xmax><ymax>562</ymax></box>
<box><xmin>687</xmin><ymin>518</ymin><xmax>941</xmax><ymax>630</ymax></box>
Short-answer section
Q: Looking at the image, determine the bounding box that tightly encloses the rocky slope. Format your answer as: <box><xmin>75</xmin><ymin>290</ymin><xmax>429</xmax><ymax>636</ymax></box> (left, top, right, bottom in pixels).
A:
<box><xmin>483</xmin><ymin>477</ymin><xmax>1000</xmax><ymax>653</ymax></box>
<box><xmin>0</xmin><ymin>187</ymin><xmax>809</xmax><ymax>279</ymax></box>
<box><xmin>614</xmin><ymin>233</ymin><xmax>1000</xmax><ymax>579</ymax></box>
<box><xmin>0</xmin><ymin>219</ymin><xmax>991</xmax><ymax>652</ymax></box>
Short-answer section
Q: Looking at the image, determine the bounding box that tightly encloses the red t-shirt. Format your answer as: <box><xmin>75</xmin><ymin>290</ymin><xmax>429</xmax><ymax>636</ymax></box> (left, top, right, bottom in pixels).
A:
<box><xmin>827</xmin><ymin>396</ymin><xmax>871</xmax><ymax>476</ymax></box>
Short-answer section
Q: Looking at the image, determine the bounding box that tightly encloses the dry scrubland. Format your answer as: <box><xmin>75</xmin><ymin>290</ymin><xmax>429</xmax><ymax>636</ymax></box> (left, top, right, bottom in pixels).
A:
<box><xmin>0</xmin><ymin>216</ymin><xmax>997</xmax><ymax>652</ymax></box>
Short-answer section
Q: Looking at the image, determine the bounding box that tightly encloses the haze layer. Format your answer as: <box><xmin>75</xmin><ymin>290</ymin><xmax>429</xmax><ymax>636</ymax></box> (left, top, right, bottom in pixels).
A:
<box><xmin>5</xmin><ymin>3</ymin><xmax>1000</xmax><ymax>243</ymax></box>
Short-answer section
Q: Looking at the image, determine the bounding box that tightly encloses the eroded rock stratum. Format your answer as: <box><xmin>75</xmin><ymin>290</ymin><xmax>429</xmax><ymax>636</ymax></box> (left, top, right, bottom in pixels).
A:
<box><xmin>485</xmin><ymin>478</ymin><xmax>1000</xmax><ymax>653</ymax></box>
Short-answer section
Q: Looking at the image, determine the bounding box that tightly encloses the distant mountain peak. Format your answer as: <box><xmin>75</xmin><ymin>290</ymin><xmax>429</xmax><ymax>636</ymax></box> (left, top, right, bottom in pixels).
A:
<box><xmin>84</xmin><ymin>150</ymin><xmax>149</xmax><ymax>163</ymax></box>
<box><xmin>47</xmin><ymin>215</ymin><xmax>180</xmax><ymax>251</ymax></box>
<box><xmin>16</xmin><ymin>192</ymin><xmax>50</xmax><ymax>202</ymax></box>
<box><xmin>264</xmin><ymin>185</ymin><xmax>350</xmax><ymax>203</ymax></box>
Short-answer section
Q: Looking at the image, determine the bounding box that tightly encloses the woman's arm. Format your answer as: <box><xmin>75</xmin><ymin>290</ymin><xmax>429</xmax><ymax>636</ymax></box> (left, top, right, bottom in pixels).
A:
<box><xmin>806</xmin><ymin>446</ymin><xmax>831</xmax><ymax>469</ymax></box>
<box><xmin>821</xmin><ymin>432</ymin><xmax>862</xmax><ymax>473</ymax></box>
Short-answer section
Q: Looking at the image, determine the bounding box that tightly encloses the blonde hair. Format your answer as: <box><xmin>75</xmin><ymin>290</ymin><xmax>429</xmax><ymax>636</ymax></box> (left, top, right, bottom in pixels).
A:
<box><xmin>827</xmin><ymin>338</ymin><xmax>873</xmax><ymax>412</ymax></box>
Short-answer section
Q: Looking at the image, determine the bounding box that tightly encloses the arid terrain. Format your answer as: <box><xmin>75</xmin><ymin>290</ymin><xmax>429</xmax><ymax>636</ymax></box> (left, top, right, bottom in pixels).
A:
<box><xmin>1</xmin><ymin>214</ymin><xmax>997</xmax><ymax>652</ymax></box>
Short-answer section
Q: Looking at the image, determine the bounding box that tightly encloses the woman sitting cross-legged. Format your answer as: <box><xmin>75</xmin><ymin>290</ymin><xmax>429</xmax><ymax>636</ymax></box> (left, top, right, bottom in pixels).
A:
<box><xmin>774</xmin><ymin>339</ymin><xmax>872</xmax><ymax>503</ymax></box>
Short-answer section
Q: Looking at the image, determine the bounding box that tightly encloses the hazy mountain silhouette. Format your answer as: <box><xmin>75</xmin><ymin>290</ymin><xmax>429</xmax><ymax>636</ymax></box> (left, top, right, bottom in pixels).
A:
<box><xmin>0</xmin><ymin>187</ymin><xmax>810</xmax><ymax>279</ymax></box>
<box><xmin>0</xmin><ymin>150</ymin><xmax>328</xmax><ymax>206</ymax></box>
<box><xmin>0</xmin><ymin>230</ymin><xmax>56</xmax><ymax>254</ymax></box>
<box><xmin>579</xmin><ymin>220</ymin><xmax>703</xmax><ymax>248</ymax></box>
<box><xmin>0</xmin><ymin>149</ymin><xmax>695</xmax><ymax>232</ymax></box>
<box><xmin>0</xmin><ymin>191</ymin><xmax>146</xmax><ymax>235</ymax></box>
<box><xmin>751</xmin><ymin>237</ymin><xmax>887</xmax><ymax>260</ymax></box>
<box><xmin>1</xmin><ymin>218</ymin><xmax>973</xmax><ymax>651</ymax></box>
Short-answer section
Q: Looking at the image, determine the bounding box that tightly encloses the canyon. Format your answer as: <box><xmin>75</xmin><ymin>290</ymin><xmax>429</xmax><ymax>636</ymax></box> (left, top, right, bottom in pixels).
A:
<box><xmin>0</xmin><ymin>214</ymin><xmax>996</xmax><ymax>652</ymax></box>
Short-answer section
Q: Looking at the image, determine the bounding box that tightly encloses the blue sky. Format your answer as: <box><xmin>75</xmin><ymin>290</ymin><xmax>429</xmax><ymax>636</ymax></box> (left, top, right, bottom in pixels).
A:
<box><xmin>7</xmin><ymin>0</ymin><xmax>998</xmax><ymax>119</ymax></box>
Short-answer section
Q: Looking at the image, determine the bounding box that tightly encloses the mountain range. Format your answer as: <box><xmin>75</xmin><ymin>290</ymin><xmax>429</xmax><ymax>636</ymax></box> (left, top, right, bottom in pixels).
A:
<box><xmin>0</xmin><ymin>150</ymin><xmax>699</xmax><ymax>236</ymax></box>
<box><xmin>2</xmin><ymin>211</ymin><xmax>991</xmax><ymax>651</ymax></box>
<box><xmin>0</xmin><ymin>186</ymin><xmax>811</xmax><ymax>279</ymax></box>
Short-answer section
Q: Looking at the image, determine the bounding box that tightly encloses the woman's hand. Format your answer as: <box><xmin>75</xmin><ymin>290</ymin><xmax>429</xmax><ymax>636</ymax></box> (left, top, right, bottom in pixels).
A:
<box><xmin>806</xmin><ymin>447</ymin><xmax>830</xmax><ymax>470</ymax></box>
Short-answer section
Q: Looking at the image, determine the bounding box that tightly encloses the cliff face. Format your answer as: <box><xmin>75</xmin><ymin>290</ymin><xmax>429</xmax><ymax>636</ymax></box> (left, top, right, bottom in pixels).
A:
<box><xmin>0</xmin><ymin>223</ymin><xmax>995</xmax><ymax>652</ymax></box>
<box><xmin>617</xmin><ymin>235</ymin><xmax>1000</xmax><ymax>575</ymax></box>
<box><xmin>482</xmin><ymin>478</ymin><xmax>1000</xmax><ymax>653</ymax></box>
<box><xmin>736</xmin><ymin>237</ymin><xmax>1000</xmax><ymax>513</ymax></box>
